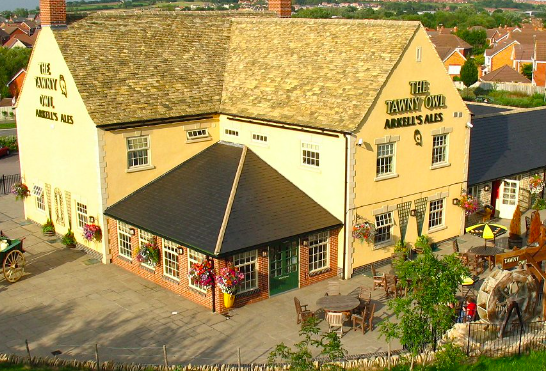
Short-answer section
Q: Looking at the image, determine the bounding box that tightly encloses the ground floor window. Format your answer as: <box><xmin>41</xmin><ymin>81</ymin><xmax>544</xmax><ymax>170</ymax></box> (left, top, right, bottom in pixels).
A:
<box><xmin>32</xmin><ymin>185</ymin><xmax>45</xmax><ymax>212</ymax></box>
<box><xmin>428</xmin><ymin>199</ymin><xmax>445</xmax><ymax>229</ymax></box>
<box><xmin>308</xmin><ymin>231</ymin><xmax>329</xmax><ymax>272</ymax></box>
<box><xmin>188</xmin><ymin>249</ymin><xmax>207</xmax><ymax>292</ymax></box>
<box><xmin>233</xmin><ymin>250</ymin><xmax>258</xmax><ymax>293</ymax></box>
<box><xmin>162</xmin><ymin>239</ymin><xmax>179</xmax><ymax>280</ymax></box>
<box><xmin>117</xmin><ymin>221</ymin><xmax>133</xmax><ymax>259</ymax></box>
<box><xmin>374</xmin><ymin>212</ymin><xmax>393</xmax><ymax>245</ymax></box>
<box><xmin>76</xmin><ymin>202</ymin><xmax>88</xmax><ymax>229</ymax></box>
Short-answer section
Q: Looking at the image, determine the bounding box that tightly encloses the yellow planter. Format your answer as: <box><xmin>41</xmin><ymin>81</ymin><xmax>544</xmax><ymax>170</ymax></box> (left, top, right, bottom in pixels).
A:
<box><xmin>223</xmin><ymin>292</ymin><xmax>235</xmax><ymax>309</ymax></box>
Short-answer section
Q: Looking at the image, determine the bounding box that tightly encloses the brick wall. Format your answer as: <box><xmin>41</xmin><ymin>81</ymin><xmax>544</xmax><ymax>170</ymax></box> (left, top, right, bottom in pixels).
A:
<box><xmin>268</xmin><ymin>0</ymin><xmax>292</xmax><ymax>18</ymax></box>
<box><xmin>40</xmin><ymin>0</ymin><xmax>66</xmax><ymax>27</ymax></box>
<box><xmin>491</xmin><ymin>44</ymin><xmax>515</xmax><ymax>73</ymax></box>
<box><xmin>534</xmin><ymin>62</ymin><xmax>546</xmax><ymax>87</ymax></box>
<box><xmin>300</xmin><ymin>228</ymin><xmax>340</xmax><ymax>288</ymax></box>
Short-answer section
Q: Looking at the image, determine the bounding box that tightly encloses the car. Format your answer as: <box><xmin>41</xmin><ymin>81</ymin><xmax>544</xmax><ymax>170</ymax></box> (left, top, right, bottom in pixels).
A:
<box><xmin>0</xmin><ymin>146</ymin><xmax>10</xmax><ymax>158</ymax></box>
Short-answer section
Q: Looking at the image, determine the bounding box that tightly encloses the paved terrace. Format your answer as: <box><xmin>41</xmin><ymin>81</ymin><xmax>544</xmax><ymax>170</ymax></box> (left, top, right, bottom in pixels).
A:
<box><xmin>0</xmin><ymin>194</ymin><xmax>540</xmax><ymax>365</ymax></box>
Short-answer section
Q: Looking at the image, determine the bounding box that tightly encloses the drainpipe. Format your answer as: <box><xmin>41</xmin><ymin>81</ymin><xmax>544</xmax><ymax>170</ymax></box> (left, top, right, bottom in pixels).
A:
<box><xmin>342</xmin><ymin>134</ymin><xmax>348</xmax><ymax>280</ymax></box>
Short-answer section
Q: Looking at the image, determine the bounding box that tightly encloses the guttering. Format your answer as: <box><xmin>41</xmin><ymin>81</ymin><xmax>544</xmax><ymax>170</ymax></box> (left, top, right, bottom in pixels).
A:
<box><xmin>99</xmin><ymin>113</ymin><xmax>216</xmax><ymax>131</ymax></box>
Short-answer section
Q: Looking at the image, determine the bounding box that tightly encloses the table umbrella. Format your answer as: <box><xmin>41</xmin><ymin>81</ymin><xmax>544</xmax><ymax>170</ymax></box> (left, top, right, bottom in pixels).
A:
<box><xmin>465</xmin><ymin>222</ymin><xmax>508</xmax><ymax>246</ymax></box>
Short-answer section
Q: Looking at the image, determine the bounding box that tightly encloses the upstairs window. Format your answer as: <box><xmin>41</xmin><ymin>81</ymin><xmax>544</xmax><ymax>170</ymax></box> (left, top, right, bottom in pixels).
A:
<box><xmin>376</xmin><ymin>143</ymin><xmax>395</xmax><ymax>176</ymax></box>
<box><xmin>432</xmin><ymin>134</ymin><xmax>448</xmax><ymax>165</ymax></box>
<box><xmin>252</xmin><ymin>133</ymin><xmax>268</xmax><ymax>143</ymax></box>
<box><xmin>127</xmin><ymin>136</ymin><xmax>150</xmax><ymax>169</ymax></box>
<box><xmin>225</xmin><ymin>129</ymin><xmax>239</xmax><ymax>137</ymax></box>
<box><xmin>186</xmin><ymin>129</ymin><xmax>209</xmax><ymax>140</ymax></box>
<box><xmin>301</xmin><ymin>142</ymin><xmax>320</xmax><ymax>167</ymax></box>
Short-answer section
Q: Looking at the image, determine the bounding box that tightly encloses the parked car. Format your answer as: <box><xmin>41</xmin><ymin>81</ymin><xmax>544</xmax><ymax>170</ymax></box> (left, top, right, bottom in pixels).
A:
<box><xmin>0</xmin><ymin>146</ymin><xmax>10</xmax><ymax>158</ymax></box>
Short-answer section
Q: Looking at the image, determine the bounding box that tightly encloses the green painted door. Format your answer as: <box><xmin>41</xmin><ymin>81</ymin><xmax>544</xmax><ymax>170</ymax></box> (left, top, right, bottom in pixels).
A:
<box><xmin>269</xmin><ymin>239</ymin><xmax>299</xmax><ymax>296</ymax></box>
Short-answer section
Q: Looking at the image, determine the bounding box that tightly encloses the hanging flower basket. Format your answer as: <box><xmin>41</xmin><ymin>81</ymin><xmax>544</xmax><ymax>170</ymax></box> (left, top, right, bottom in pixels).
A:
<box><xmin>352</xmin><ymin>219</ymin><xmax>376</xmax><ymax>243</ymax></box>
<box><xmin>216</xmin><ymin>264</ymin><xmax>245</xmax><ymax>295</ymax></box>
<box><xmin>459</xmin><ymin>192</ymin><xmax>479</xmax><ymax>216</ymax></box>
<box><xmin>137</xmin><ymin>242</ymin><xmax>160</xmax><ymax>266</ymax></box>
<box><xmin>82</xmin><ymin>223</ymin><xmax>102</xmax><ymax>242</ymax></box>
<box><xmin>529</xmin><ymin>174</ymin><xmax>544</xmax><ymax>194</ymax></box>
<box><xmin>188</xmin><ymin>259</ymin><xmax>214</xmax><ymax>289</ymax></box>
<box><xmin>11</xmin><ymin>183</ymin><xmax>30</xmax><ymax>201</ymax></box>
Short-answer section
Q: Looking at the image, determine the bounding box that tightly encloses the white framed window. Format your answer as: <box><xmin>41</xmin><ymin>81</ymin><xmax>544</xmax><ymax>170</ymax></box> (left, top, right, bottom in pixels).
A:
<box><xmin>117</xmin><ymin>221</ymin><xmax>133</xmax><ymax>259</ymax></box>
<box><xmin>162</xmin><ymin>239</ymin><xmax>180</xmax><ymax>280</ymax></box>
<box><xmin>468</xmin><ymin>185</ymin><xmax>479</xmax><ymax>199</ymax></box>
<box><xmin>301</xmin><ymin>142</ymin><xmax>320</xmax><ymax>167</ymax></box>
<box><xmin>139</xmin><ymin>229</ymin><xmax>154</xmax><ymax>249</ymax></box>
<box><xmin>374</xmin><ymin>212</ymin><xmax>394</xmax><ymax>245</ymax></box>
<box><xmin>416</xmin><ymin>46</ymin><xmax>422</xmax><ymax>62</ymax></box>
<box><xmin>32</xmin><ymin>185</ymin><xmax>45</xmax><ymax>212</ymax></box>
<box><xmin>186</xmin><ymin>129</ymin><xmax>209</xmax><ymax>140</ymax></box>
<box><xmin>233</xmin><ymin>250</ymin><xmax>258</xmax><ymax>293</ymax></box>
<box><xmin>376</xmin><ymin>143</ymin><xmax>395</xmax><ymax>176</ymax></box>
<box><xmin>432</xmin><ymin>134</ymin><xmax>448</xmax><ymax>165</ymax></box>
<box><xmin>428</xmin><ymin>199</ymin><xmax>445</xmax><ymax>230</ymax></box>
<box><xmin>448</xmin><ymin>65</ymin><xmax>462</xmax><ymax>75</ymax></box>
<box><xmin>188</xmin><ymin>249</ymin><xmax>207</xmax><ymax>292</ymax></box>
<box><xmin>252</xmin><ymin>133</ymin><xmax>268</xmax><ymax>143</ymax></box>
<box><xmin>127</xmin><ymin>136</ymin><xmax>150</xmax><ymax>169</ymax></box>
<box><xmin>75</xmin><ymin>201</ymin><xmax>88</xmax><ymax>230</ymax></box>
<box><xmin>225</xmin><ymin>129</ymin><xmax>239</xmax><ymax>137</ymax></box>
<box><xmin>308</xmin><ymin>231</ymin><xmax>329</xmax><ymax>272</ymax></box>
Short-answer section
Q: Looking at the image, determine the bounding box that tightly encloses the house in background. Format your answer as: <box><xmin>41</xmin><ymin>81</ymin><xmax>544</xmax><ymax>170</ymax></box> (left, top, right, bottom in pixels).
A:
<box><xmin>428</xmin><ymin>33</ymin><xmax>471</xmax><ymax>79</ymax></box>
<box><xmin>533</xmin><ymin>41</ymin><xmax>546</xmax><ymax>87</ymax></box>
<box><xmin>480</xmin><ymin>65</ymin><xmax>531</xmax><ymax>84</ymax></box>
<box><xmin>7</xmin><ymin>69</ymin><xmax>26</xmax><ymax>100</ymax></box>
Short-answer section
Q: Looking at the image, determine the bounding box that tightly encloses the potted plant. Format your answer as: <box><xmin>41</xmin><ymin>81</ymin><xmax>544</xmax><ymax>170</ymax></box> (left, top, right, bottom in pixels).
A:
<box><xmin>42</xmin><ymin>218</ymin><xmax>55</xmax><ymax>237</ymax></box>
<box><xmin>61</xmin><ymin>228</ymin><xmax>77</xmax><ymax>248</ymax></box>
<box><xmin>508</xmin><ymin>205</ymin><xmax>523</xmax><ymax>249</ymax></box>
<box><xmin>352</xmin><ymin>217</ymin><xmax>376</xmax><ymax>244</ymax></box>
<box><xmin>11</xmin><ymin>183</ymin><xmax>30</xmax><ymax>201</ymax></box>
<box><xmin>82</xmin><ymin>223</ymin><xmax>102</xmax><ymax>242</ymax></box>
<box><xmin>414</xmin><ymin>235</ymin><xmax>430</xmax><ymax>254</ymax></box>
<box><xmin>216</xmin><ymin>264</ymin><xmax>245</xmax><ymax>309</ymax></box>
<box><xmin>188</xmin><ymin>259</ymin><xmax>214</xmax><ymax>290</ymax></box>
<box><xmin>458</xmin><ymin>191</ymin><xmax>479</xmax><ymax>216</ymax></box>
<box><xmin>136</xmin><ymin>241</ymin><xmax>160</xmax><ymax>267</ymax></box>
<box><xmin>393</xmin><ymin>239</ymin><xmax>409</xmax><ymax>261</ymax></box>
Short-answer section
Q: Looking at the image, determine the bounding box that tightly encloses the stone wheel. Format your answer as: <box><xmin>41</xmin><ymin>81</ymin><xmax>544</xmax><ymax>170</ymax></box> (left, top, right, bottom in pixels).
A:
<box><xmin>476</xmin><ymin>268</ymin><xmax>538</xmax><ymax>323</ymax></box>
<box><xmin>2</xmin><ymin>250</ymin><xmax>25</xmax><ymax>283</ymax></box>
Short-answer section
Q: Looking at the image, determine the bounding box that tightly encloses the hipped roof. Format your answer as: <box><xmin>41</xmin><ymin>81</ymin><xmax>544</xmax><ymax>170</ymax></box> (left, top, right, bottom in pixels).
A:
<box><xmin>480</xmin><ymin>65</ymin><xmax>531</xmax><ymax>83</ymax></box>
<box><xmin>104</xmin><ymin>143</ymin><xmax>342</xmax><ymax>256</ymax></box>
<box><xmin>53</xmin><ymin>12</ymin><xmax>420</xmax><ymax>132</ymax></box>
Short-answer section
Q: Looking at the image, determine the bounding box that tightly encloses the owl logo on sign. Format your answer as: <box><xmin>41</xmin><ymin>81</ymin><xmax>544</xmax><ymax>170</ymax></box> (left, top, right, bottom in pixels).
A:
<box><xmin>59</xmin><ymin>75</ymin><xmax>68</xmax><ymax>98</ymax></box>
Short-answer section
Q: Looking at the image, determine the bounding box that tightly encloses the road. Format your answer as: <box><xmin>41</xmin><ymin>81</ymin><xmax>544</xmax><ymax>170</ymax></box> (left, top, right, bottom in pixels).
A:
<box><xmin>0</xmin><ymin>152</ymin><xmax>20</xmax><ymax>175</ymax></box>
<box><xmin>0</xmin><ymin>128</ymin><xmax>16</xmax><ymax>137</ymax></box>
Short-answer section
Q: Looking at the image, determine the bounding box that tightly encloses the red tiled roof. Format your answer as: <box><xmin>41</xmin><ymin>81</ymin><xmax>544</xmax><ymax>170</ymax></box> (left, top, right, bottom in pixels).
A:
<box><xmin>480</xmin><ymin>65</ymin><xmax>531</xmax><ymax>83</ymax></box>
<box><xmin>429</xmin><ymin>33</ymin><xmax>471</xmax><ymax>50</ymax></box>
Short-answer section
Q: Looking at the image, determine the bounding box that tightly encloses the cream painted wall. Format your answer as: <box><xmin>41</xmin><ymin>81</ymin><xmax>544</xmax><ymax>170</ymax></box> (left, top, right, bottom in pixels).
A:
<box><xmin>17</xmin><ymin>27</ymin><xmax>105</xmax><ymax>256</ymax></box>
<box><xmin>218</xmin><ymin>116</ymin><xmax>347</xmax><ymax>270</ymax></box>
<box><xmin>351</xmin><ymin>26</ymin><xmax>471</xmax><ymax>268</ymax></box>
<box><xmin>103</xmin><ymin>118</ymin><xmax>220</xmax><ymax>205</ymax></box>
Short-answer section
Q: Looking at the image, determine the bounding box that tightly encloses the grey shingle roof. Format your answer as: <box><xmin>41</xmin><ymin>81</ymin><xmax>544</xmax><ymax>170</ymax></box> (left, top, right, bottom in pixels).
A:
<box><xmin>468</xmin><ymin>108</ymin><xmax>546</xmax><ymax>185</ymax></box>
<box><xmin>104</xmin><ymin>142</ymin><xmax>341</xmax><ymax>256</ymax></box>
<box><xmin>480</xmin><ymin>65</ymin><xmax>531</xmax><ymax>84</ymax></box>
<box><xmin>466</xmin><ymin>103</ymin><xmax>512</xmax><ymax>117</ymax></box>
<box><xmin>52</xmin><ymin>13</ymin><xmax>419</xmax><ymax>132</ymax></box>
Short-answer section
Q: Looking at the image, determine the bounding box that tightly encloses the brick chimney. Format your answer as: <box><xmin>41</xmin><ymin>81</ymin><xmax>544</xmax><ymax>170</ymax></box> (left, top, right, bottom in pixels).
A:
<box><xmin>40</xmin><ymin>0</ymin><xmax>66</xmax><ymax>28</ymax></box>
<box><xmin>269</xmin><ymin>0</ymin><xmax>292</xmax><ymax>18</ymax></box>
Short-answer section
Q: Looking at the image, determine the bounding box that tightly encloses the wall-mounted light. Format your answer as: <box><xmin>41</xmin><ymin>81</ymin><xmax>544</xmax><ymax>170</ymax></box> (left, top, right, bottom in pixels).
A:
<box><xmin>89</xmin><ymin>216</ymin><xmax>95</xmax><ymax>223</ymax></box>
<box><xmin>177</xmin><ymin>246</ymin><xmax>184</xmax><ymax>255</ymax></box>
<box><xmin>452</xmin><ymin>198</ymin><xmax>460</xmax><ymax>206</ymax></box>
<box><xmin>262</xmin><ymin>249</ymin><xmax>268</xmax><ymax>258</ymax></box>
<box><xmin>302</xmin><ymin>240</ymin><xmax>308</xmax><ymax>247</ymax></box>
<box><xmin>484</xmin><ymin>184</ymin><xmax>491</xmax><ymax>192</ymax></box>
<box><xmin>129</xmin><ymin>228</ymin><xmax>136</xmax><ymax>236</ymax></box>
<box><xmin>410</xmin><ymin>209</ymin><xmax>417</xmax><ymax>217</ymax></box>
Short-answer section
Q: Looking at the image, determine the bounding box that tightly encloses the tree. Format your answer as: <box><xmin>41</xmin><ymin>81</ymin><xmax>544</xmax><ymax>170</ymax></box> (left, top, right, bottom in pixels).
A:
<box><xmin>0</xmin><ymin>48</ymin><xmax>32</xmax><ymax>98</ymax></box>
<box><xmin>379</xmin><ymin>245</ymin><xmax>469</xmax><ymax>370</ymax></box>
<box><xmin>460</xmin><ymin>58</ymin><xmax>478</xmax><ymax>94</ymax></box>
<box><xmin>509</xmin><ymin>205</ymin><xmax>522</xmax><ymax>238</ymax></box>
<box><xmin>522</xmin><ymin>63</ymin><xmax>533</xmax><ymax>80</ymax></box>
<box><xmin>528</xmin><ymin>210</ymin><xmax>542</xmax><ymax>245</ymax></box>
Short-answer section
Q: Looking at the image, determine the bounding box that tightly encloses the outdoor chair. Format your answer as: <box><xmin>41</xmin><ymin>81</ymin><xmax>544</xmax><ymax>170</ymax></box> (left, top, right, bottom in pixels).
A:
<box><xmin>326</xmin><ymin>312</ymin><xmax>344</xmax><ymax>338</ymax></box>
<box><xmin>371</xmin><ymin>264</ymin><xmax>385</xmax><ymax>290</ymax></box>
<box><xmin>366</xmin><ymin>303</ymin><xmax>376</xmax><ymax>331</ymax></box>
<box><xmin>453</xmin><ymin>239</ymin><xmax>460</xmax><ymax>254</ymax></box>
<box><xmin>294</xmin><ymin>297</ymin><xmax>315</xmax><ymax>325</ymax></box>
<box><xmin>526</xmin><ymin>216</ymin><xmax>531</xmax><ymax>237</ymax></box>
<box><xmin>358</xmin><ymin>286</ymin><xmax>372</xmax><ymax>308</ymax></box>
<box><xmin>384</xmin><ymin>275</ymin><xmax>398</xmax><ymax>298</ymax></box>
<box><xmin>352</xmin><ymin>307</ymin><xmax>368</xmax><ymax>334</ymax></box>
<box><xmin>325</xmin><ymin>280</ymin><xmax>341</xmax><ymax>296</ymax></box>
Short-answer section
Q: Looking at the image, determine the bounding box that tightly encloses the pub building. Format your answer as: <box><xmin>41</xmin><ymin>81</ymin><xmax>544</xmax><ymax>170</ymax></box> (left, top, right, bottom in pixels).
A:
<box><xmin>17</xmin><ymin>0</ymin><xmax>470</xmax><ymax>312</ymax></box>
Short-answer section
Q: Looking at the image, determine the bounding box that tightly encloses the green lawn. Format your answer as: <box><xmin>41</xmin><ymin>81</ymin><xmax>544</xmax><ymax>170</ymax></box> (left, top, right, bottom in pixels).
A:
<box><xmin>0</xmin><ymin>122</ymin><xmax>16</xmax><ymax>129</ymax></box>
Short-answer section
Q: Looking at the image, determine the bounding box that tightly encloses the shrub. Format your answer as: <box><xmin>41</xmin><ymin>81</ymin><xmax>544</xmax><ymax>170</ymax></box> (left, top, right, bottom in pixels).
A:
<box><xmin>0</xmin><ymin>135</ymin><xmax>17</xmax><ymax>151</ymax></box>
<box><xmin>433</xmin><ymin>342</ymin><xmax>468</xmax><ymax>370</ymax></box>
<box><xmin>533</xmin><ymin>198</ymin><xmax>546</xmax><ymax>211</ymax></box>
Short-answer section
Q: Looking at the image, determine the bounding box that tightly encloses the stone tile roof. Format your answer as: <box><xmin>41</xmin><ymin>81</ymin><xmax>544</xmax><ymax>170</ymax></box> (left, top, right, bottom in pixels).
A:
<box><xmin>480</xmin><ymin>65</ymin><xmax>531</xmax><ymax>84</ymax></box>
<box><xmin>53</xmin><ymin>13</ymin><xmax>419</xmax><ymax>132</ymax></box>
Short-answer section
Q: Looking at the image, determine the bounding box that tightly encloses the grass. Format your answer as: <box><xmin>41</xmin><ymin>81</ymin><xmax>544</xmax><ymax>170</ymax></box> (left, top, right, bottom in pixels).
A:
<box><xmin>0</xmin><ymin>365</ymin><xmax>81</xmax><ymax>371</ymax></box>
<box><xmin>0</xmin><ymin>122</ymin><xmax>16</xmax><ymax>129</ymax></box>
<box><xmin>462</xmin><ymin>88</ymin><xmax>546</xmax><ymax>108</ymax></box>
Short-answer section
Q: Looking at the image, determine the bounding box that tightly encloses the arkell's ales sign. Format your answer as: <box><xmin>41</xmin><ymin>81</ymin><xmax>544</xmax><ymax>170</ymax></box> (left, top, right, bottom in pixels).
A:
<box><xmin>384</xmin><ymin>80</ymin><xmax>446</xmax><ymax>129</ymax></box>
<box><xmin>35</xmin><ymin>62</ymin><xmax>74</xmax><ymax>124</ymax></box>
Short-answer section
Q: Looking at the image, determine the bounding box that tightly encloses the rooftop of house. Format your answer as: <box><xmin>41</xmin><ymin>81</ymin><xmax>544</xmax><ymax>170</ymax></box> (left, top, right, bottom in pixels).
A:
<box><xmin>428</xmin><ymin>33</ymin><xmax>471</xmax><ymax>50</ymax></box>
<box><xmin>434</xmin><ymin>46</ymin><xmax>464</xmax><ymax>62</ymax></box>
<box><xmin>480</xmin><ymin>65</ymin><xmax>531</xmax><ymax>84</ymax></box>
<box><xmin>485</xmin><ymin>39</ymin><xmax>518</xmax><ymax>57</ymax></box>
<box><xmin>0</xmin><ymin>98</ymin><xmax>13</xmax><ymax>107</ymax></box>
<box><xmin>104</xmin><ymin>142</ymin><xmax>342</xmax><ymax>256</ymax></box>
<box><xmin>466</xmin><ymin>103</ymin><xmax>513</xmax><ymax>117</ymax></box>
<box><xmin>536</xmin><ymin>41</ymin><xmax>546</xmax><ymax>62</ymax></box>
<box><xmin>52</xmin><ymin>12</ymin><xmax>420</xmax><ymax>132</ymax></box>
<box><xmin>468</xmin><ymin>108</ymin><xmax>546</xmax><ymax>185</ymax></box>
<box><xmin>513</xmin><ymin>43</ymin><xmax>534</xmax><ymax>61</ymax></box>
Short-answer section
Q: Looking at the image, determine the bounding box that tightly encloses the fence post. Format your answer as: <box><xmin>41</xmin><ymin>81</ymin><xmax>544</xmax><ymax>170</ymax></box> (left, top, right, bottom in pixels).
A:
<box><xmin>95</xmin><ymin>344</ymin><xmax>99</xmax><ymax>371</ymax></box>
<box><xmin>518</xmin><ymin>324</ymin><xmax>523</xmax><ymax>355</ymax></box>
<box><xmin>163</xmin><ymin>345</ymin><xmax>169</xmax><ymax>368</ymax></box>
<box><xmin>466</xmin><ymin>323</ymin><xmax>471</xmax><ymax>355</ymax></box>
<box><xmin>237</xmin><ymin>347</ymin><xmax>241</xmax><ymax>370</ymax></box>
<box><xmin>25</xmin><ymin>339</ymin><xmax>31</xmax><ymax>364</ymax></box>
<box><xmin>2</xmin><ymin>174</ymin><xmax>5</xmax><ymax>194</ymax></box>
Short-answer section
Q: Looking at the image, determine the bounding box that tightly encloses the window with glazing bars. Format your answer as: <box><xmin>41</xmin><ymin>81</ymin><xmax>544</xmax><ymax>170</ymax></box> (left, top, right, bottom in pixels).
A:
<box><xmin>376</xmin><ymin>143</ymin><xmax>394</xmax><ymax>176</ymax></box>
<box><xmin>432</xmin><ymin>134</ymin><xmax>448</xmax><ymax>165</ymax></box>
<box><xmin>187</xmin><ymin>129</ymin><xmax>208</xmax><ymax>140</ymax></box>
<box><xmin>188</xmin><ymin>249</ymin><xmax>207</xmax><ymax>291</ymax></box>
<box><xmin>33</xmin><ymin>185</ymin><xmax>45</xmax><ymax>211</ymax></box>
<box><xmin>302</xmin><ymin>142</ymin><xmax>320</xmax><ymax>167</ymax></box>
<box><xmin>233</xmin><ymin>250</ymin><xmax>258</xmax><ymax>293</ymax></box>
<box><xmin>162</xmin><ymin>239</ymin><xmax>180</xmax><ymax>280</ymax></box>
<box><xmin>375</xmin><ymin>212</ymin><xmax>393</xmax><ymax>244</ymax></box>
<box><xmin>309</xmin><ymin>231</ymin><xmax>329</xmax><ymax>272</ymax></box>
<box><xmin>117</xmin><ymin>221</ymin><xmax>133</xmax><ymax>259</ymax></box>
<box><xmin>428</xmin><ymin>199</ymin><xmax>444</xmax><ymax>229</ymax></box>
<box><xmin>76</xmin><ymin>202</ymin><xmax>88</xmax><ymax>229</ymax></box>
<box><xmin>127</xmin><ymin>136</ymin><xmax>149</xmax><ymax>168</ymax></box>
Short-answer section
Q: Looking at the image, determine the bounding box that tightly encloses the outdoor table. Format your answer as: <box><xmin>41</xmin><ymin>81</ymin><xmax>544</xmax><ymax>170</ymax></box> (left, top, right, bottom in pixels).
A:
<box><xmin>316</xmin><ymin>295</ymin><xmax>360</xmax><ymax>313</ymax></box>
<box><xmin>467</xmin><ymin>246</ymin><xmax>505</xmax><ymax>270</ymax></box>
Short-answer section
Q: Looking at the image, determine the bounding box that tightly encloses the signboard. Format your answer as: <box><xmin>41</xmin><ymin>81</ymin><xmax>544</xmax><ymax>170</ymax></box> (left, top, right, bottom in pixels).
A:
<box><xmin>384</xmin><ymin>80</ymin><xmax>446</xmax><ymax>129</ymax></box>
<box><xmin>35</xmin><ymin>62</ymin><xmax>74</xmax><ymax>124</ymax></box>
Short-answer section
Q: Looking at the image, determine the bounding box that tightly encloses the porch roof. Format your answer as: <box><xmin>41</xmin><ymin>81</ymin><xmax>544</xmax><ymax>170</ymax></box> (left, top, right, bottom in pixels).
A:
<box><xmin>104</xmin><ymin>142</ymin><xmax>342</xmax><ymax>256</ymax></box>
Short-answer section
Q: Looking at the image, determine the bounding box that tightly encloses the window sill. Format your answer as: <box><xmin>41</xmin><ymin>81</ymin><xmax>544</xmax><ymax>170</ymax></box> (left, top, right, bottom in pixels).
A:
<box><xmin>118</xmin><ymin>255</ymin><xmax>132</xmax><ymax>263</ymax></box>
<box><xmin>309</xmin><ymin>267</ymin><xmax>331</xmax><ymax>277</ymax></box>
<box><xmin>236</xmin><ymin>288</ymin><xmax>260</xmax><ymax>297</ymax></box>
<box><xmin>300</xmin><ymin>165</ymin><xmax>321</xmax><ymax>173</ymax></box>
<box><xmin>374</xmin><ymin>173</ymin><xmax>399</xmax><ymax>182</ymax></box>
<box><xmin>372</xmin><ymin>240</ymin><xmax>393</xmax><ymax>250</ymax></box>
<box><xmin>430</xmin><ymin>162</ymin><xmax>451</xmax><ymax>170</ymax></box>
<box><xmin>126</xmin><ymin>164</ymin><xmax>155</xmax><ymax>173</ymax></box>
<box><xmin>428</xmin><ymin>225</ymin><xmax>447</xmax><ymax>234</ymax></box>
<box><xmin>185</xmin><ymin>137</ymin><xmax>212</xmax><ymax>144</ymax></box>
<box><xmin>189</xmin><ymin>287</ymin><xmax>207</xmax><ymax>297</ymax></box>
<box><xmin>140</xmin><ymin>263</ymin><xmax>157</xmax><ymax>272</ymax></box>
<box><xmin>163</xmin><ymin>275</ymin><xmax>180</xmax><ymax>284</ymax></box>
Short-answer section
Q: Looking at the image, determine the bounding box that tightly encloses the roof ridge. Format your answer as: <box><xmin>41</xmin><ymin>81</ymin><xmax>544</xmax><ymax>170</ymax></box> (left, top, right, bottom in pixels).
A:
<box><xmin>474</xmin><ymin>105</ymin><xmax>546</xmax><ymax>118</ymax></box>
<box><xmin>231</xmin><ymin>17</ymin><xmax>421</xmax><ymax>26</ymax></box>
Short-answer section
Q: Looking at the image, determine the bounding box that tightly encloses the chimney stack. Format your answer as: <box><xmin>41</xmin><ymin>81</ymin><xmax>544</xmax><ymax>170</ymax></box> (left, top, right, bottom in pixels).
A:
<box><xmin>40</xmin><ymin>0</ymin><xmax>67</xmax><ymax>28</ymax></box>
<box><xmin>269</xmin><ymin>0</ymin><xmax>292</xmax><ymax>18</ymax></box>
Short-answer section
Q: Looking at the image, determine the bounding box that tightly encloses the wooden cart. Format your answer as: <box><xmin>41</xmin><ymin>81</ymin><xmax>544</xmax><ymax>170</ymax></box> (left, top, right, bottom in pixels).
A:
<box><xmin>0</xmin><ymin>232</ymin><xmax>25</xmax><ymax>283</ymax></box>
